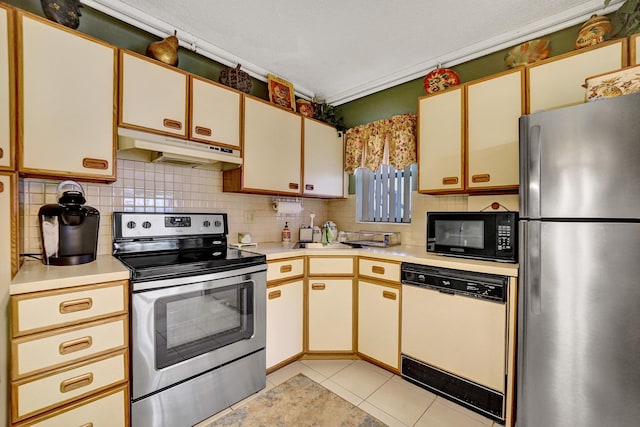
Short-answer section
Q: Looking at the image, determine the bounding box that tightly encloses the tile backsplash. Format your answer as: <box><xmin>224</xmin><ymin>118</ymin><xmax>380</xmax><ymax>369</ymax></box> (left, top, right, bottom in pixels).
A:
<box><xmin>19</xmin><ymin>159</ymin><xmax>329</xmax><ymax>257</ymax></box>
<box><xmin>19</xmin><ymin>159</ymin><xmax>502</xmax><ymax>258</ymax></box>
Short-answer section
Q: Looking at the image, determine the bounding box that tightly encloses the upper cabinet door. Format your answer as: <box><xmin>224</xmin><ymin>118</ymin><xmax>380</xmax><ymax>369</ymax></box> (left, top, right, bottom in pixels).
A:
<box><xmin>418</xmin><ymin>86</ymin><xmax>464</xmax><ymax>193</ymax></box>
<box><xmin>631</xmin><ymin>33</ymin><xmax>640</xmax><ymax>65</ymax></box>
<box><xmin>190</xmin><ymin>76</ymin><xmax>241</xmax><ymax>149</ymax></box>
<box><xmin>466</xmin><ymin>68</ymin><xmax>524</xmax><ymax>190</ymax></box>
<box><xmin>303</xmin><ymin>118</ymin><xmax>343</xmax><ymax>198</ymax></box>
<box><xmin>527</xmin><ymin>39</ymin><xmax>626</xmax><ymax>112</ymax></box>
<box><xmin>119</xmin><ymin>51</ymin><xmax>188</xmax><ymax>137</ymax></box>
<box><xmin>0</xmin><ymin>5</ymin><xmax>14</xmax><ymax>171</ymax></box>
<box><xmin>240</xmin><ymin>97</ymin><xmax>302</xmax><ymax>194</ymax></box>
<box><xmin>18</xmin><ymin>12</ymin><xmax>117</xmax><ymax>181</ymax></box>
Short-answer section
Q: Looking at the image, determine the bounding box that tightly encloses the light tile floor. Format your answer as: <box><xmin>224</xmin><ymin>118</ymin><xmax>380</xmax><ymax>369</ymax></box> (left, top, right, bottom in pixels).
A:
<box><xmin>196</xmin><ymin>359</ymin><xmax>502</xmax><ymax>427</ymax></box>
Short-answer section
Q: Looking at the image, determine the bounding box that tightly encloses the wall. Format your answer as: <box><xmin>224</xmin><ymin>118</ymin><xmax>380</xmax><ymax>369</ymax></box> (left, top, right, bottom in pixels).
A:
<box><xmin>19</xmin><ymin>160</ymin><xmax>330</xmax><ymax>257</ymax></box>
<box><xmin>336</xmin><ymin>21</ymin><xmax>587</xmax><ymax>128</ymax></box>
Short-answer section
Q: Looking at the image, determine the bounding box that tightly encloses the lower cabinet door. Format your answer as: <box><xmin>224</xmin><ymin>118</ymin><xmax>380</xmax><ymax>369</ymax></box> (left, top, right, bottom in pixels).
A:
<box><xmin>11</xmin><ymin>350</ymin><xmax>128</xmax><ymax>423</ymax></box>
<box><xmin>266</xmin><ymin>280</ymin><xmax>303</xmax><ymax>369</ymax></box>
<box><xmin>308</xmin><ymin>278</ymin><xmax>353</xmax><ymax>351</ymax></box>
<box><xmin>14</xmin><ymin>385</ymin><xmax>128</xmax><ymax>427</ymax></box>
<box><xmin>357</xmin><ymin>281</ymin><xmax>400</xmax><ymax>369</ymax></box>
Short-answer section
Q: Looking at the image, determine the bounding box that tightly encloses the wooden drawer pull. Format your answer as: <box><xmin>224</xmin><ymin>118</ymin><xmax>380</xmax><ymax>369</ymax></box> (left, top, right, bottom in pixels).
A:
<box><xmin>442</xmin><ymin>176</ymin><xmax>459</xmax><ymax>185</ymax></box>
<box><xmin>279</xmin><ymin>264</ymin><xmax>293</xmax><ymax>273</ymax></box>
<box><xmin>288</xmin><ymin>182</ymin><xmax>299</xmax><ymax>190</ymax></box>
<box><xmin>382</xmin><ymin>290</ymin><xmax>397</xmax><ymax>300</ymax></box>
<box><xmin>163</xmin><ymin>118</ymin><xmax>183</xmax><ymax>130</ymax></box>
<box><xmin>59</xmin><ymin>298</ymin><xmax>93</xmax><ymax>314</ymax></box>
<box><xmin>268</xmin><ymin>290</ymin><xmax>282</xmax><ymax>300</ymax></box>
<box><xmin>311</xmin><ymin>283</ymin><xmax>326</xmax><ymax>291</ymax></box>
<box><xmin>82</xmin><ymin>158</ymin><xmax>109</xmax><ymax>170</ymax></box>
<box><xmin>472</xmin><ymin>174</ymin><xmax>491</xmax><ymax>183</ymax></box>
<box><xmin>59</xmin><ymin>336</ymin><xmax>93</xmax><ymax>355</ymax></box>
<box><xmin>0</xmin><ymin>182</ymin><xmax>3</xmax><ymax>193</ymax></box>
<box><xmin>372</xmin><ymin>265</ymin><xmax>385</xmax><ymax>275</ymax></box>
<box><xmin>0</xmin><ymin>147</ymin><xmax>3</xmax><ymax>158</ymax></box>
<box><xmin>305</xmin><ymin>184</ymin><xmax>314</xmax><ymax>191</ymax></box>
<box><xmin>60</xmin><ymin>372</ymin><xmax>93</xmax><ymax>393</ymax></box>
<box><xmin>195</xmin><ymin>126</ymin><xmax>212</xmax><ymax>136</ymax></box>
<box><xmin>79</xmin><ymin>423</ymin><xmax>94</xmax><ymax>427</ymax></box>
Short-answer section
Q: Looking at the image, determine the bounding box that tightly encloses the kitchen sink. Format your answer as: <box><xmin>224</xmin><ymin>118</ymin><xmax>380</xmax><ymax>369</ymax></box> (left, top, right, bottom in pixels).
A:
<box><xmin>293</xmin><ymin>242</ymin><xmax>354</xmax><ymax>249</ymax></box>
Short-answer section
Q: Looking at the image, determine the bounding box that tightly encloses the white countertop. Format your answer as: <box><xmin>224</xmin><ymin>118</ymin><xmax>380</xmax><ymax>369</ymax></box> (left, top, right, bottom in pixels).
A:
<box><xmin>10</xmin><ymin>255</ymin><xmax>130</xmax><ymax>295</ymax></box>
<box><xmin>247</xmin><ymin>242</ymin><xmax>519</xmax><ymax>277</ymax></box>
<box><xmin>9</xmin><ymin>243</ymin><xmax>518</xmax><ymax>296</ymax></box>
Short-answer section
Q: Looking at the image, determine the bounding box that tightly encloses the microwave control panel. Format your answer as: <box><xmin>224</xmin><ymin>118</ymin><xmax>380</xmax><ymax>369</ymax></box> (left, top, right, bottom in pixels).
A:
<box><xmin>497</xmin><ymin>224</ymin><xmax>512</xmax><ymax>252</ymax></box>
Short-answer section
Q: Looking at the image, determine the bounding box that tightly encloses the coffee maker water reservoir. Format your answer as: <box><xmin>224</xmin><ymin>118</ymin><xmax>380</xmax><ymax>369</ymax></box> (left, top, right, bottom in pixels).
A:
<box><xmin>38</xmin><ymin>180</ymin><xmax>100</xmax><ymax>266</ymax></box>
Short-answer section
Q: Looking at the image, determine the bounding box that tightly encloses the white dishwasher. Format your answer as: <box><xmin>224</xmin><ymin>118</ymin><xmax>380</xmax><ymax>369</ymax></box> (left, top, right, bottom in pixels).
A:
<box><xmin>401</xmin><ymin>263</ymin><xmax>508</xmax><ymax>423</ymax></box>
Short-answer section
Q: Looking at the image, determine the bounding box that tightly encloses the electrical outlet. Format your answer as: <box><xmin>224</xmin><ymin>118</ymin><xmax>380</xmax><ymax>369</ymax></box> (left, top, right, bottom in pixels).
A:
<box><xmin>244</xmin><ymin>211</ymin><xmax>254</xmax><ymax>223</ymax></box>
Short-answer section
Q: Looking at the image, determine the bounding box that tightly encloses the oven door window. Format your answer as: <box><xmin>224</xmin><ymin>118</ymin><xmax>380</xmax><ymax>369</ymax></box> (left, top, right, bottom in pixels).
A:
<box><xmin>154</xmin><ymin>281</ymin><xmax>254</xmax><ymax>369</ymax></box>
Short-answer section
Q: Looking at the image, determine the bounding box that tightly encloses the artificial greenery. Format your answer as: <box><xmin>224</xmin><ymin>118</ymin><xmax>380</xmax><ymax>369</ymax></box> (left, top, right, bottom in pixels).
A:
<box><xmin>312</xmin><ymin>101</ymin><xmax>346</xmax><ymax>131</ymax></box>
<box><xmin>605</xmin><ymin>0</ymin><xmax>640</xmax><ymax>37</ymax></box>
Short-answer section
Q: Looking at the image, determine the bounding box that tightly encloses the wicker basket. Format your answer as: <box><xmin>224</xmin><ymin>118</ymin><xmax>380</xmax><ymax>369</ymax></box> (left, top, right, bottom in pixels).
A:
<box><xmin>219</xmin><ymin>64</ymin><xmax>252</xmax><ymax>94</ymax></box>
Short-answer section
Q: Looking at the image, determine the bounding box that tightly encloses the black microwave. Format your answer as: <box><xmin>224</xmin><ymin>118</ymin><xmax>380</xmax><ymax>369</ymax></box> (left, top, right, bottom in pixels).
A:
<box><xmin>426</xmin><ymin>211</ymin><xmax>518</xmax><ymax>263</ymax></box>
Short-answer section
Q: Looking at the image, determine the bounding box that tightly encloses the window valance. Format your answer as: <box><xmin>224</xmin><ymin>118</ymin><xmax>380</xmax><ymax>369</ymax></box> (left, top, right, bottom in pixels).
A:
<box><xmin>344</xmin><ymin>113</ymin><xmax>417</xmax><ymax>174</ymax></box>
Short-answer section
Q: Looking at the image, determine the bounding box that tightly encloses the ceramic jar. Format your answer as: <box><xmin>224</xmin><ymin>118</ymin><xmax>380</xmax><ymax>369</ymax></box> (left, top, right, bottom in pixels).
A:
<box><xmin>575</xmin><ymin>14</ymin><xmax>613</xmax><ymax>49</ymax></box>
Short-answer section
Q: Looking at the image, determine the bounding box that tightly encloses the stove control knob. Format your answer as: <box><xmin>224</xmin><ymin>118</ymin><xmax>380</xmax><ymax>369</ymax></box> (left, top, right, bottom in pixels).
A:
<box><xmin>203</xmin><ymin>220</ymin><xmax>211</xmax><ymax>228</ymax></box>
<box><xmin>126</xmin><ymin>221</ymin><xmax>136</xmax><ymax>229</ymax></box>
<box><xmin>214</xmin><ymin>220</ymin><xmax>222</xmax><ymax>227</ymax></box>
<box><xmin>142</xmin><ymin>221</ymin><xmax>152</xmax><ymax>229</ymax></box>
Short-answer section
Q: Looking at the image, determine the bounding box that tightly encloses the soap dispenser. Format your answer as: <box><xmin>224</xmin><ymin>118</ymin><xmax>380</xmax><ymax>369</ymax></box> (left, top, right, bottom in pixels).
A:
<box><xmin>282</xmin><ymin>222</ymin><xmax>291</xmax><ymax>242</ymax></box>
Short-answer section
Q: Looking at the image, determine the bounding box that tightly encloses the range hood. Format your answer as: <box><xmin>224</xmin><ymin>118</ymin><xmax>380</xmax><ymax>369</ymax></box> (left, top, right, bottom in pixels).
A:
<box><xmin>117</xmin><ymin>127</ymin><xmax>242</xmax><ymax>170</ymax></box>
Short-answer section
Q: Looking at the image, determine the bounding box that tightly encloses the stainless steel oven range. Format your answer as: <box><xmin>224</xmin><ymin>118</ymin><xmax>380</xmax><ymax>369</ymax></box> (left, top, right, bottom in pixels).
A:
<box><xmin>112</xmin><ymin>212</ymin><xmax>267</xmax><ymax>427</ymax></box>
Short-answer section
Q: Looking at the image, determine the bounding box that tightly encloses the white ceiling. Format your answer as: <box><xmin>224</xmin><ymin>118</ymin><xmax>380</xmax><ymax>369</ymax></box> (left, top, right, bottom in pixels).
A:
<box><xmin>83</xmin><ymin>0</ymin><xmax>622</xmax><ymax>105</ymax></box>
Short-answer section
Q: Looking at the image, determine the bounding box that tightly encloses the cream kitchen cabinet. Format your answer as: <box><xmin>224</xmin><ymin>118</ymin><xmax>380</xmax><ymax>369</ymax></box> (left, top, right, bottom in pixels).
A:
<box><xmin>224</xmin><ymin>96</ymin><xmax>302</xmax><ymax>195</ymax></box>
<box><xmin>120</xmin><ymin>52</ymin><xmax>243</xmax><ymax>150</ymax></box>
<box><xmin>307</xmin><ymin>256</ymin><xmax>354</xmax><ymax>352</ymax></box>
<box><xmin>527</xmin><ymin>39</ymin><xmax>627</xmax><ymax>112</ymax></box>
<box><xmin>307</xmin><ymin>278</ymin><xmax>353</xmax><ymax>352</ymax></box>
<box><xmin>631</xmin><ymin>33</ymin><xmax>640</xmax><ymax>65</ymax></box>
<box><xmin>418</xmin><ymin>86</ymin><xmax>464</xmax><ymax>193</ymax></box>
<box><xmin>266</xmin><ymin>257</ymin><xmax>305</xmax><ymax>371</ymax></box>
<box><xmin>0</xmin><ymin>4</ymin><xmax>14</xmax><ymax>171</ymax></box>
<box><xmin>466</xmin><ymin>68</ymin><xmax>524</xmax><ymax>191</ymax></box>
<box><xmin>9</xmin><ymin>280</ymin><xmax>129</xmax><ymax>425</ymax></box>
<box><xmin>357</xmin><ymin>280</ymin><xmax>400</xmax><ymax>370</ymax></box>
<box><xmin>266</xmin><ymin>280</ymin><xmax>304</xmax><ymax>370</ymax></box>
<box><xmin>419</xmin><ymin>68</ymin><xmax>523</xmax><ymax>194</ymax></box>
<box><xmin>303</xmin><ymin>118</ymin><xmax>344</xmax><ymax>198</ymax></box>
<box><xmin>18</xmin><ymin>11</ymin><xmax>117</xmax><ymax>182</ymax></box>
<box><xmin>119</xmin><ymin>50</ymin><xmax>188</xmax><ymax>137</ymax></box>
<box><xmin>190</xmin><ymin>75</ymin><xmax>241</xmax><ymax>148</ymax></box>
<box><xmin>1</xmin><ymin>171</ymin><xmax>17</xmax><ymax>427</ymax></box>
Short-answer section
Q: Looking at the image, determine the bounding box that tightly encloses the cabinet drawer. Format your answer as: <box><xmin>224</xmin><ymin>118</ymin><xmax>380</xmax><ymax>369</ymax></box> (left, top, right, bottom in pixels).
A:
<box><xmin>11</xmin><ymin>350</ymin><xmax>128</xmax><ymax>422</ymax></box>
<box><xmin>358</xmin><ymin>258</ymin><xmax>400</xmax><ymax>282</ymax></box>
<box><xmin>11</xmin><ymin>281</ymin><xmax>128</xmax><ymax>337</ymax></box>
<box><xmin>308</xmin><ymin>256</ymin><xmax>354</xmax><ymax>275</ymax></box>
<box><xmin>12</xmin><ymin>315</ymin><xmax>128</xmax><ymax>380</ymax></box>
<box><xmin>14</xmin><ymin>385</ymin><xmax>128</xmax><ymax>427</ymax></box>
<box><xmin>267</xmin><ymin>257</ymin><xmax>304</xmax><ymax>282</ymax></box>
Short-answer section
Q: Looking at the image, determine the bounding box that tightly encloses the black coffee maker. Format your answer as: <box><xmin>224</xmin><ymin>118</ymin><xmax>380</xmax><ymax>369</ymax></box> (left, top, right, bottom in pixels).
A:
<box><xmin>38</xmin><ymin>180</ymin><xmax>100</xmax><ymax>266</ymax></box>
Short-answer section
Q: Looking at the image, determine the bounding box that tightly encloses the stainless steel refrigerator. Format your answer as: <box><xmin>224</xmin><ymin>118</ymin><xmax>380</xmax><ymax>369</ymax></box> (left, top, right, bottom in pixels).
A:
<box><xmin>517</xmin><ymin>92</ymin><xmax>640</xmax><ymax>427</ymax></box>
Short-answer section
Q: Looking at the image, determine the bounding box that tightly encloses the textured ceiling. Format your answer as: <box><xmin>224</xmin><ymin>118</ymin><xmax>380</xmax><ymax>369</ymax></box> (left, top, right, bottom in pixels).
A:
<box><xmin>84</xmin><ymin>0</ymin><xmax>622</xmax><ymax>104</ymax></box>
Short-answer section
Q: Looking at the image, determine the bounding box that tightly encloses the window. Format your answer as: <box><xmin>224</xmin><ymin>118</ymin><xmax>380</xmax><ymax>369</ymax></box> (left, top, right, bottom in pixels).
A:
<box><xmin>355</xmin><ymin>163</ymin><xmax>417</xmax><ymax>223</ymax></box>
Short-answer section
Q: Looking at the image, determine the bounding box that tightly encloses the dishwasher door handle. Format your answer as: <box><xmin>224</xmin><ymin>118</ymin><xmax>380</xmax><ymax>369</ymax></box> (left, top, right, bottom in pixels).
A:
<box><xmin>438</xmin><ymin>289</ymin><xmax>455</xmax><ymax>295</ymax></box>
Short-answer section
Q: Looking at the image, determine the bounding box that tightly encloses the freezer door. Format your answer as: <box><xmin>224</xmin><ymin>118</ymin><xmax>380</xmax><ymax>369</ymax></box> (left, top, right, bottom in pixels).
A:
<box><xmin>517</xmin><ymin>221</ymin><xmax>640</xmax><ymax>427</ymax></box>
<box><xmin>519</xmin><ymin>92</ymin><xmax>640</xmax><ymax>219</ymax></box>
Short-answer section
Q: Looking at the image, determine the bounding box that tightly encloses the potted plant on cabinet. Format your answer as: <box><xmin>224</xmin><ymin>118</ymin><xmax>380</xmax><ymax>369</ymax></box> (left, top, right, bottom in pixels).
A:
<box><xmin>605</xmin><ymin>0</ymin><xmax>640</xmax><ymax>37</ymax></box>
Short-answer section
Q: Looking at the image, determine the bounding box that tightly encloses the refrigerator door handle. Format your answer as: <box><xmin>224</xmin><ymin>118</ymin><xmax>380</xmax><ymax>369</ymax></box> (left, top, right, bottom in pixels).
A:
<box><xmin>527</xmin><ymin>220</ymin><xmax>542</xmax><ymax>315</ymax></box>
<box><xmin>527</xmin><ymin>124</ymin><xmax>542</xmax><ymax>219</ymax></box>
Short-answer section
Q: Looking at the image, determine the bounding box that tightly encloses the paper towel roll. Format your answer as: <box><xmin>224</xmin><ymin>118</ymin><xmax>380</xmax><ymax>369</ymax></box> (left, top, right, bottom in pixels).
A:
<box><xmin>273</xmin><ymin>201</ymin><xmax>303</xmax><ymax>214</ymax></box>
